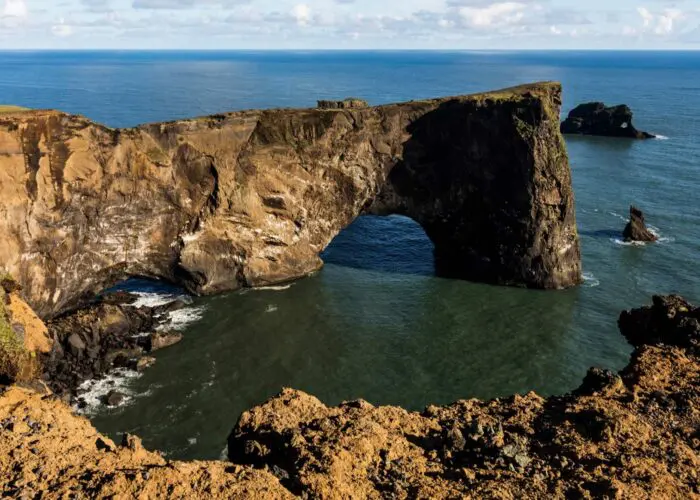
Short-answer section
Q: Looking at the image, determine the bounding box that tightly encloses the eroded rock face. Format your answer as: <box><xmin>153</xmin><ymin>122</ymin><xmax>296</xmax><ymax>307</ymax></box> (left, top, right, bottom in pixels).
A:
<box><xmin>228</xmin><ymin>296</ymin><xmax>700</xmax><ymax>498</ymax></box>
<box><xmin>623</xmin><ymin>206</ymin><xmax>658</xmax><ymax>243</ymax></box>
<box><xmin>0</xmin><ymin>82</ymin><xmax>581</xmax><ymax>318</ymax></box>
<box><xmin>561</xmin><ymin>102</ymin><xmax>655</xmax><ymax>139</ymax></box>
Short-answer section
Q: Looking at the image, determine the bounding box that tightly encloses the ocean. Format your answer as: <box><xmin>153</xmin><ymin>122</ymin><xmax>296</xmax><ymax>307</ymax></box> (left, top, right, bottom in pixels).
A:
<box><xmin>2</xmin><ymin>50</ymin><xmax>699</xmax><ymax>460</ymax></box>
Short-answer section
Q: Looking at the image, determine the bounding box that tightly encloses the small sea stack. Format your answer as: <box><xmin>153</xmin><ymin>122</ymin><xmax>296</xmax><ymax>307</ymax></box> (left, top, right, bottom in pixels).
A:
<box><xmin>561</xmin><ymin>102</ymin><xmax>655</xmax><ymax>139</ymax></box>
<box><xmin>623</xmin><ymin>206</ymin><xmax>658</xmax><ymax>242</ymax></box>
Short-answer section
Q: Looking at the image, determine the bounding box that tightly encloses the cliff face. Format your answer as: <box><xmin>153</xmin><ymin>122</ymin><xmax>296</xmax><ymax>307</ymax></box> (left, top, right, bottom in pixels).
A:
<box><xmin>0</xmin><ymin>82</ymin><xmax>581</xmax><ymax>318</ymax></box>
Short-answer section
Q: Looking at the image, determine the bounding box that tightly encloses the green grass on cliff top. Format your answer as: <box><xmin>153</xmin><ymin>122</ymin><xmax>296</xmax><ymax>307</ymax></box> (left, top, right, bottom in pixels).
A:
<box><xmin>0</xmin><ymin>105</ymin><xmax>30</xmax><ymax>114</ymax></box>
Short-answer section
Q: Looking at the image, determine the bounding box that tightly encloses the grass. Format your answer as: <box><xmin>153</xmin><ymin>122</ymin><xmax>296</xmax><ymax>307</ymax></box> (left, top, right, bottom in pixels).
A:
<box><xmin>0</xmin><ymin>274</ymin><xmax>37</xmax><ymax>384</ymax></box>
<box><xmin>0</xmin><ymin>105</ymin><xmax>30</xmax><ymax>114</ymax></box>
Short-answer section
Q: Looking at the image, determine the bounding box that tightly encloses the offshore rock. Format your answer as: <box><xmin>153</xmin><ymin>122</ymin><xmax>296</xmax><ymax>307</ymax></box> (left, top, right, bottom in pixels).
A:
<box><xmin>623</xmin><ymin>206</ymin><xmax>658</xmax><ymax>243</ymax></box>
<box><xmin>561</xmin><ymin>102</ymin><xmax>655</xmax><ymax>139</ymax></box>
<box><xmin>0</xmin><ymin>82</ymin><xmax>580</xmax><ymax>318</ymax></box>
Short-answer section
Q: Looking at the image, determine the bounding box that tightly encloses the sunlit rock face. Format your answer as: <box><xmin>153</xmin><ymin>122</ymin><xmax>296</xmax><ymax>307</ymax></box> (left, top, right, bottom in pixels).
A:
<box><xmin>0</xmin><ymin>82</ymin><xmax>580</xmax><ymax>318</ymax></box>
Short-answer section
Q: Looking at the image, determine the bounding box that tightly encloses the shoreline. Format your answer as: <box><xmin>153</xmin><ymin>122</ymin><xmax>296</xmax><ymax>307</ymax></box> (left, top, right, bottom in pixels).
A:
<box><xmin>1</xmin><ymin>293</ymin><xmax>699</xmax><ymax>497</ymax></box>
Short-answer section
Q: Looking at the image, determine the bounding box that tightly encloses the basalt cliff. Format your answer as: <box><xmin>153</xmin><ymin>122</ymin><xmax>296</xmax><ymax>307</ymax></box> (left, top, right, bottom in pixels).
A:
<box><xmin>0</xmin><ymin>82</ymin><xmax>581</xmax><ymax>318</ymax></box>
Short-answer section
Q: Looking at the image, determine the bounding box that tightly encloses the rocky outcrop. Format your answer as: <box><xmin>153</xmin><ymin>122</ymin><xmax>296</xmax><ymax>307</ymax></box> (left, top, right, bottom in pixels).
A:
<box><xmin>2</xmin><ymin>294</ymin><xmax>699</xmax><ymax>498</ymax></box>
<box><xmin>0</xmin><ymin>277</ymin><xmax>51</xmax><ymax>384</ymax></box>
<box><xmin>0</xmin><ymin>386</ymin><xmax>293</xmax><ymax>499</ymax></box>
<box><xmin>561</xmin><ymin>102</ymin><xmax>655</xmax><ymax>139</ymax></box>
<box><xmin>0</xmin><ymin>82</ymin><xmax>581</xmax><ymax>318</ymax></box>
<box><xmin>228</xmin><ymin>295</ymin><xmax>700</xmax><ymax>498</ymax></box>
<box><xmin>43</xmin><ymin>292</ymin><xmax>187</xmax><ymax>401</ymax></box>
<box><xmin>623</xmin><ymin>206</ymin><xmax>658</xmax><ymax>243</ymax></box>
<box><xmin>317</xmin><ymin>98</ymin><xmax>369</xmax><ymax>109</ymax></box>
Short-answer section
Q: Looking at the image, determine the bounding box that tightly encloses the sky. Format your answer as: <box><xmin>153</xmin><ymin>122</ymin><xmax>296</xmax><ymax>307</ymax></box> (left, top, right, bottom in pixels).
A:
<box><xmin>0</xmin><ymin>0</ymin><xmax>699</xmax><ymax>49</ymax></box>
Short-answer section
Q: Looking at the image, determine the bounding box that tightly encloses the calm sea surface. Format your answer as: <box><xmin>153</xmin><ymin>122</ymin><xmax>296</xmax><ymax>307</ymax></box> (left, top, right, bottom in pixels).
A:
<box><xmin>2</xmin><ymin>51</ymin><xmax>699</xmax><ymax>460</ymax></box>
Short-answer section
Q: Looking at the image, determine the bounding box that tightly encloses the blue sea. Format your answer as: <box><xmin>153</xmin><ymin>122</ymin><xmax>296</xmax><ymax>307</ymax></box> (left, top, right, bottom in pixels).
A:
<box><xmin>2</xmin><ymin>50</ymin><xmax>699</xmax><ymax>459</ymax></box>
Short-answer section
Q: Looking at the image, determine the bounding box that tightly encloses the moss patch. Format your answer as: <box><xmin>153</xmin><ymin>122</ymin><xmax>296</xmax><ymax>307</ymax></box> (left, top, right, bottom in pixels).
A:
<box><xmin>0</xmin><ymin>275</ymin><xmax>37</xmax><ymax>384</ymax></box>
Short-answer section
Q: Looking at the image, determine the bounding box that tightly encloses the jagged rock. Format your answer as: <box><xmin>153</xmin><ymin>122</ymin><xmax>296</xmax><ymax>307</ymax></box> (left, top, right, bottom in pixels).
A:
<box><xmin>135</xmin><ymin>357</ymin><xmax>156</xmax><ymax>372</ymax></box>
<box><xmin>317</xmin><ymin>98</ymin><xmax>368</xmax><ymax>109</ymax></box>
<box><xmin>226</xmin><ymin>296</ymin><xmax>700</xmax><ymax>498</ymax></box>
<box><xmin>103</xmin><ymin>390</ymin><xmax>125</xmax><ymax>407</ymax></box>
<box><xmin>0</xmin><ymin>83</ymin><xmax>581</xmax><ymax>319</ymax></box>
<box><xmin>66</xmin><ymin>334</ymin><xmax>86</xmax><ymax>356</ymax></box>
<box><xmin>147</xmin><ymin>332</ymin><xmax>183</xmax><ymax>352</ymax></box>
<box><xmin>99</xmin><ymin>291</ymin><xmax>139</xmax><ymax>306</ymax></box>
<box><xmin>561</xmin><ymin>102</ymin><xmax>655</xmax><ymax>139</ymax></box>
<box><xmin>623</xmin><ymin>206</ymin><xmax>658</xmax><ymax>242</ymax></box>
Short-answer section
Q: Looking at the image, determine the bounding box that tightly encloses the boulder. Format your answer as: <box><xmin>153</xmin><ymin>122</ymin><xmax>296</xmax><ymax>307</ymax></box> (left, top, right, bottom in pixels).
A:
<box><xmin>561</xmin><ymin>102</ymin><xmax>654</xmax><ymax>139</ymax></box>
<box><xmin>102</xmin><ymin>390</ymin><xmax>125</xmax><ymax>407</ymax></box>
<box><xmin>147</xmin><ymin>332</ymin><xmax>183</xmax><ymax>352</ymax></box>
<box><xmin>623</xmin><ymin>206</ymin><xmax>658</xmax><ymax>242</ymax></box>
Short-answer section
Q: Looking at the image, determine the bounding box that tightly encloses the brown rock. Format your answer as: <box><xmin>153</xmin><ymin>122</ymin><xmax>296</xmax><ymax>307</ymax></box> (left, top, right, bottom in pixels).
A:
<box><xmin>623</xmin><ymin>206</ymin><xmax>658</xmax><ymax>242</ymax></box>
<box><xmin>147</xmin><ymin>332</ymin><xmax>183</xmax><ymax>352</ymax></box>
<box><xmin>0</xmin><ymin>82</ymin><xmax>581</xmax><ymax>319</ymax></box>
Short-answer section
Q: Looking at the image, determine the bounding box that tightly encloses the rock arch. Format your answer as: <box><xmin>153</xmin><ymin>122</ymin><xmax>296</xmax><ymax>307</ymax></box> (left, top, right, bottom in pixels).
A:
<box><xmin>0</xmin><ymin>82</ymin><xmax>580</xmax><ymax>318</ymax></box>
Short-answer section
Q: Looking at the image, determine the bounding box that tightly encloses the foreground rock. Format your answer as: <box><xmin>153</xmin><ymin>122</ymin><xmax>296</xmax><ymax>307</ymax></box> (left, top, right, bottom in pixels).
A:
<box><xmin>0</xmin><ymin>387</ymin><xmax>292</xmax><ymax>499</ymax></box>
<box><xmin>228</xmin><ymin>295</ymin><xmax>700</xmax><ymax>498</ymax></box>
<box><xmin>0</xmin><ymin>82</ymin><xmax>581</xmax><ymax>318</ymax></box>
<box><xmin>623</xmin><ymin>206</ymin><xmax>658</xmax><ymax>243</ymax></box>
<box><xmin>1</xmin><ymin>294</ymin><xmax>700</xmax><ymax>498</ymax></box>
<box><xmin>561</xmin><ymin>102</ymin><xmax>655</xmax><ymax>139</ymax></box>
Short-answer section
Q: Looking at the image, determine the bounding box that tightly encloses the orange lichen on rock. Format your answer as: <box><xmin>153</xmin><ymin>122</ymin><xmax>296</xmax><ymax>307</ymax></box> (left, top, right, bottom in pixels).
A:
<box><xmin>0</xmin><ymin>387</ymin><xmax>293</xmax><ymax>499</ymax></box>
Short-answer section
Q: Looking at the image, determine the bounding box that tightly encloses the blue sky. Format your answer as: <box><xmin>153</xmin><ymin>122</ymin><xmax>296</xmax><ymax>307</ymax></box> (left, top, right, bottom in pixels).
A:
<box><xmin>0</xmin><ymin>0</ymin><xmax>698</xmax><ymax>49</ymax></box>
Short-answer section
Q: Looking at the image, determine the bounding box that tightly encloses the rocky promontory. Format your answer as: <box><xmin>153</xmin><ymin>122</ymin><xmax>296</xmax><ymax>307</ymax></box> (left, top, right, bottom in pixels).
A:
<box><xmin>623</xmin><ymin>206</ymin><xmax>658</xmax><ymax>243</ymax></box>
<box><xmin>0</xmin><ymin>82</ymin><xmax>581</xmax><ymax>318</ymax></box>
<box><xmin>561</xmin><ymin>102</ymin><xmax>655</xmax><ymax>139</ymax></box>
<box><xmin>1</xmin><ymin>294</ymin><xmax>699</xmax><ymax>498</ymax></box>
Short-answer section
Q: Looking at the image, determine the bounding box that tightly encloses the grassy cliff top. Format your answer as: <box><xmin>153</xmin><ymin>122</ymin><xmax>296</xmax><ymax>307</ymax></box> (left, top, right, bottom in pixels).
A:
<box><xmin>0</xmin><ymin>105</ymin><xmax>30</xmax><ymax>114</ymax></box>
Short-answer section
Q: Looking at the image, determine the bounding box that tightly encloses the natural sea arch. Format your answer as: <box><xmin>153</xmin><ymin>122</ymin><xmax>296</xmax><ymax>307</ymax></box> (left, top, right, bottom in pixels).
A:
<box><xmin>0</xmin><ymin>82</ymin><xmax>581</xmax><ymax>318</ymax></box>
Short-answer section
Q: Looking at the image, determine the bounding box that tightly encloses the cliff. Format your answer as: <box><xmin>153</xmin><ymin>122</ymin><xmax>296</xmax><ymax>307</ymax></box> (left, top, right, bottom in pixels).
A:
<box><xmin>0</xmin><ymin>82</ymin><xmax>580</xmax><ymax>318</ymax></box>
<box><xmin>1</xmin><ymin>295</ymin><xmax>699</xmax><ymax>498</ymax></box>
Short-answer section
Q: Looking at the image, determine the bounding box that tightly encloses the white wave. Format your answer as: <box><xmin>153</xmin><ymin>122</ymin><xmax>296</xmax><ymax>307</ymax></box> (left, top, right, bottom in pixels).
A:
<box><xmin>188</xmin><ymin>437</ymin><xmax>198</xmax><ymax>446</ymax></box>
<box><xmin>608</xmin><ymin>211</ymin><xmax>629</xmax><ymax>223</ymax></box>
<box><xmin>653</xmin><ymin>134</ymin><xmax>669</xmax><ymax>140</ymax></box>
<box><xmin>266</xmin><ymin>304</ymin><xmax>278</xmax><ymax>313</ymax></box>
<box><xmin>160</xmin><ymin>306</ymin><xmax>206</xmax><ymax>331</ymax></box>
<box><xmin>582</xmin><ymin>272</ymin><xmax>600</xmax><ymax>288</ymax></box>
<box><xmin>73</xmin><ymin>368</ymin><xmax>143</xmax><ymax>415</ymax></box>
<box><xmin>131</xmin><ymin>291</ymin><xmax>178</xmax><ymax>308</ymax></box>
<box><xmin>256</xmin><ymin>284</ymin><xmax>293</xmax><ymax>291</ymax></box>
<box><xmin>611</xmin><ymin>238</ymin><xmax>647</xmax><ymax>247</ymax></box>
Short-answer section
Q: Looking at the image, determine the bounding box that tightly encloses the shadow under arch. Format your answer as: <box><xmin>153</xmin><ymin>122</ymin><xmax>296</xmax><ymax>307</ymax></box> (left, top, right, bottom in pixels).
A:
<box><xmin>321</xmin><ymin>215</ymin><xmax>436</xmax><ymax>277</ymax></box>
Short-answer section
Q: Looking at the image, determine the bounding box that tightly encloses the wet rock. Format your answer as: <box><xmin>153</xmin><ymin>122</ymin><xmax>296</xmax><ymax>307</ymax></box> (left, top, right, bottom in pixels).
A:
<box><xmin>135</xmin><ymin>357</ymin><xmax>156</xmax><ymax>372</ymax></box>
<box><xmin>147</xmin><ymin>332</ymin><xmax>183</xmax><ymax>352</ymax></box>
<box><xmin>99</xmin><ymin>291</ymin><xmax>139</xmax><ymax>306</ymax></box>
<box><xmin>561</xmin><ymin>102</ymin><xmax>655</xmax><ymax>139</ymax></box>
<box><xmin>102</xmin><ymin>390</ymin><xmax>125</xmax><ymax>407</ymax></box>
<box><xmin>623</xmin><ymin>206</ymin><xmax>658</xmax><ymax>243</ymax></box>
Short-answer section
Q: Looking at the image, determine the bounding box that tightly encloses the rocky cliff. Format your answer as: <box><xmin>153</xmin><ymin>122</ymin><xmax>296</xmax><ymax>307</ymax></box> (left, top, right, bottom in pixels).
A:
<box><xmin>0</xmin><ymin>82</ymin><xmax>581</xmax><ymax>318</ymax></box>
<box><xmin>1</xmin><ymin>295</ymin><xmax>699</xmax><ymax>498</ymax></box>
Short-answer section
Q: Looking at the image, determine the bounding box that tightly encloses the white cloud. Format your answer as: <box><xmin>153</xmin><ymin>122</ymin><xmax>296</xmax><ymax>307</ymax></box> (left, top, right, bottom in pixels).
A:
<box><xmin>292</xmin><ymin>4</ymin><xmax>311</xmax><ymax>26</ymax></box>
<box><xmin>458</xmin><ymin>2</ymin><xmax>526</xmax><ymax>28</ymax></box>
<box><xmin>2</xmin><ymin>0</ymin><xmax>27</xmax><ymax>17</ymax></box>
<box><xmin>636</xmin><ymin>6</ymin><xmax>685</xmax><ymax>36</ymax></box>
<box><xmin>51</xmin><ymin>18</ymin><xmax>74</xmax><ymax>37</ymax></box>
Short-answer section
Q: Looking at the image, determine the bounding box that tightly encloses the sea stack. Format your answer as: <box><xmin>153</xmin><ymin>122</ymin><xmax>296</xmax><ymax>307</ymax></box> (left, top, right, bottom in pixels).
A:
<box><xmin>561</xmin><ymin>102</ymin><xmax>655</xmax><ymax>139</ymax></box>
<box><xmin>623</xmin><ymin>206</ymin><xmax>658</xmax><ymax>242</ymax></box>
